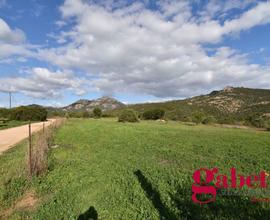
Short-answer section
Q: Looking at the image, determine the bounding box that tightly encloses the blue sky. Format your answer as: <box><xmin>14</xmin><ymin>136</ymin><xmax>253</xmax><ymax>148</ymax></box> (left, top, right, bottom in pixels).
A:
<box><xmin>0</xmin><ymin>0</ymin><xmax>270</xmax><ymax>107</ymax></box>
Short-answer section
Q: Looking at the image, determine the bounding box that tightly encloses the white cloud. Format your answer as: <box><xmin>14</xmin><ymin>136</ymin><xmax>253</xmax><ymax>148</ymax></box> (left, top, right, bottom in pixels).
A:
<box><xmin>198</xmin><ymin>0</ymin><xmax>257</xmax><ymax>21</ymax></box>
<box><xmin>0</xmin><ymin>1</ymin><xmax>269</xmax><ymax>101</ymax></box>
<box><xmin>21</xmin><ymin>0</ymin><xmax>270</xmax><ymax>98</ymax></box>
<box><xmin>0</xmin><ymin>18</ymin><xmax>25</xmax><ymax>43</ymax></box>
<box><xmin>224</xmin><ymin>1</ymin><xmax>270</xmax><ymax>33</ymax></box>
<box><xmin>0</xmin><ymin>68</ymin><xmax>89</xmax><ymax>98</ymax></box>
<box><xmin>0</xmin><ymin>18</ymin><xmax>36</xmax><ymax>60</ymax></box>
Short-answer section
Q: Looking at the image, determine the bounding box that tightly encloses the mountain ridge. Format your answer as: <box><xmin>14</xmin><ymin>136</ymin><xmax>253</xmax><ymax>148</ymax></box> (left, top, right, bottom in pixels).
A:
<box><xmin>62</xmin><ymin>96</ymin><xmax>125</xmax><ymax>112</ymax></box>
<box><xmin>122</xmin><ymin>87</ymin><xmax>270</xmax><ymax>122</ymax></box>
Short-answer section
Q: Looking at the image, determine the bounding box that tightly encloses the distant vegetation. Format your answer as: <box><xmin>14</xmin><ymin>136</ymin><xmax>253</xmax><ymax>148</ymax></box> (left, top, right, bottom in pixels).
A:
<box><xmin>191</xmin><ymin>111</ymin><xmax>205</xmax><ymax>124</ymax></box>
<box><xmin>24</xmin><ymin>87</ymin><xmax>270</xmax><ymax>131</ymax></box>
<box><xmin>111</xmin><ymin>87</ymin><xmax>270</xmax><ymax>130</ymax></box>
<box><xmin>93</xmin><ymin>107</ymin><xmax>102</xmax><ymax>118</ymax></box>
<box><xmin>118</xmin><ymin>109</ymin><xmax>139</xmax><ymax>122</ymax></box>
<box><xmin>82</xmin><ymin>111</ymin><xmax>90</xmax><ymax>118</ymax></box>
<box><xmin>202</xmin><ymin>116</ymin><xmax>217</xmax><ymax>125</ymax></box>
<box><xmin>265</xmin><ymin>121</ymin><xmax>270</xmax><ymax>131</ymax></box>
<box><xmin>245</xmin><ymin>113</ymin><xmax>270</xmax><ymax>129</ymax></box>
<box><xmin>0</xmin><ymin>106</ymin><xmax>47</xmax><ymax>122</ymax></box>
<box><xmin>142</xmin><ymin>109</ymin><xmax>165</xmax><ymax>120</ymax></box>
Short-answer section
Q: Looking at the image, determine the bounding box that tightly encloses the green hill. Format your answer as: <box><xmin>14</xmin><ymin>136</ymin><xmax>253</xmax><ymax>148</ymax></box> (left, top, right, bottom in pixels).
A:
<box><xmin>109</xmin><ymin>87</ymin><xmax>270</xmax><ymax>125</ymax></box>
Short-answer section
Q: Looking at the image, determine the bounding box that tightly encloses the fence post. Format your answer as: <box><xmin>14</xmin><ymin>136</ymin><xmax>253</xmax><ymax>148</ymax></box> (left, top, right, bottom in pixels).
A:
<box><xmin>43</xmin><ymin>122</ymin><xmax>45</xmax><ymax>134</ymax></box>
<box><xmin>28</xmin><ymin>121</ymin><xmax>32</xmax><ymax>177</ymax></box>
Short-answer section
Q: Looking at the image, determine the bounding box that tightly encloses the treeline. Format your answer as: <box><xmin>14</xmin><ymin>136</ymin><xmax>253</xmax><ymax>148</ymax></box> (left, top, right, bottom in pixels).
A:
<box><xmin>0</xmin><ymin>106</ymin><xmax>47</xmax><ymax>121</ymax></box>
<box><xmin>245</xmin><ymin>113</ymin><xmax>270</xmax><ymax>130</ymax></box>
<box><xmin>49</xmin><ymin>107</ymin><xmax>104</xmax><ymax>119</ymax></box>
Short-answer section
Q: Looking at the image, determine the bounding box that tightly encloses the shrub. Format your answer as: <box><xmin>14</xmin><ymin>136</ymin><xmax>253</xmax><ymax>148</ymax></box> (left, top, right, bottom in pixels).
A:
<box><xmin>192</xmin><ymin>111</ymin><xmax>205</xmax><ymax>124</ymax></box>
<box><xmin>143</xmin><ymin>109</ymin><xmax>165</xmax><ymax>120</ymax></box>
<box><xmin>48</xmin><ymin>110</ymin><xmax>65</xmax><ymax>117</ymax></box>
<box><xmin>118</xmin><ymin>109</ymin><xmax>139</xmax><ymax>122</ymax></box>
<box><xmin>218</xmin><ymin>117</ymin><xmax>236</xmax><ymax>125</ymax></box>
<box><xmin>0</xmin><ymin>108</ymin><xmax>11</xmax><ymax>119</ymax></box>
<box><xmin>245</xmin><ymin>113</ymin><xmax>265</xmax><ymax>128</ymax></box>
<box><xmin>264</xmin><ymin>119</ymin><xmax>270</xmax><ymax>131</ymax></box>
<box><xmin>69</xmin><ymin>112</ymin><xmax>83</xmax><ymax>118</ymax></box>
<box><xmin>167</xmin><ymin>110</ymin><xmax>182</xmax><ymax>121</ymax></box>
<box><xmin>93</xmin><ymin>107</ymin><xmax>102</xmax><ymax>118</ymax></box>
<box><xmin>10</xmin><ymin>106</ymin><xmax>47</xmax><ymax>121</ymax></box>
<box><xmin>202</xmin><ymin>116</ymin><xmax>216</xmax><ymax>125</ymax></box>
<box><xmin>102</xmin><ymin>112</ymin><xmax>114</xmax><ymax>118</ymax></box>
<box><xmin>167</xmin><ymin>110</ymin><xmax>192</xmax><ymax>122</ymax></box>
<box><xmin>65</xmin><ymin>112</ymin><xmax>70</xmax><ymax>119</ymax></box>
<box><xmin>82</xmin><ymin>111</ymin><xmax>90</xmax><ymax>118</ymax></box>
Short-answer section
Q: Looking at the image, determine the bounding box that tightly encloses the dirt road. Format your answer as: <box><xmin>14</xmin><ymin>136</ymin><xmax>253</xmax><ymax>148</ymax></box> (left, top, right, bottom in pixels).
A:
<box><xmin>0</xmin><ymin>119</ymin><xmax>57</xmax><ymax>155</ymax></box>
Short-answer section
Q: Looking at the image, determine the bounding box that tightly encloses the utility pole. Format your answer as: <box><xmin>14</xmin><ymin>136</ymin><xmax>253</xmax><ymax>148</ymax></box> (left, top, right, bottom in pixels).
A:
<box><xmin>9</xmin><ymin>92</ymin><xmax>11</xmax><ymax>109</ymax></box>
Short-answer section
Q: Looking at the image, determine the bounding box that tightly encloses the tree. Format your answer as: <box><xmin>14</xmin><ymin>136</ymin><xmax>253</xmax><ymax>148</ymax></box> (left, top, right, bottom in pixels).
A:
<box><xmin>0</xmin><ymin>108</ymin><xmax>11</xmax><ymax>119</ymax></box>
<box><xmin>93</xmin><ymin>107</ymin><xmax>102</xmax><ymax>118</ymax></box>
<box><xmin>10</xmin><ymin>106</ymin><xmax>47</xmax><ymax>121</ymax></box>
<box><xmin>245</xmin><ymin>113</ymin><xmax>265</xmax><ymax>128</ymax></box>
<box><xmin>118</xmin><ymin>109</ymin><xmax>139</xmax><ymax>122</ymax></box>
<box><xmin>142</xmin><ymin>109</ymin><xmax>165</xmax><ymax>120</ymax></box>
<box><xmin>192</xmin><ymin>112</ymin><xmax>205</xmax><ymax>124</ymax></box>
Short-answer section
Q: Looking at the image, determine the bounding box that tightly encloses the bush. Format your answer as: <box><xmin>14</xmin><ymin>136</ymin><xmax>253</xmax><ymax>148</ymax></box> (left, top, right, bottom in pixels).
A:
<box><xmin>167</xmin><ymin>110</ymin><xmax>192</xmax><ymax>122</ymax></box>
<box><xmin>118</xmin><ymin>109</ymin><xmax>139</xmax><ymax>123</ymax></box>
<box><xmin>245</xmin><ymin>113</ymin><xmax>266</xmax><ymax>128</ymax></box>
<box><xmin>264</xmin><ymin>119</ymin><xmax>270</xmax><ymax>131</ymax></box>
<box><xmin>93</xmin><ymin>107</ymin><xmax>102</xmax><ymax>118</ymax></box>
<box><xmin>218</xmin><ymin>116</ymin><xmax>236</xmax><ymax>125</ymax></box>
<box><xmin>0</xmin><ymin>108</ymin><xmax>11</xmax><ymax>119</ymax></box>
<box><xmin>192</xmin><ymin>112</ymin><xmax>205</xmax><ymax>124</ymax></box>
<box><xmin>167</xmin><ymin>110</ymin><xmax>182</xmax><ymax>121</ymax></box>
<box><xmin>65</xmin><ymin>112</ymin><xmax>70</xmax><ymax>119</ymax></box>
<box><xmin>68</xmin><ymin>112</ymin><xmax>83</xmax><ymax>118</ymax></box>
<box><xmin>82</xmin><ymin>111</ymin><xmax>90</xmax><ymax>118</ymax></box>
<box><xmin>143</xmin><ymin>109</ymin><xmax>165</xmax><ymax>120</ymax></box>
<box><xmin>202</xmin><ymin>116</ymin><xmax>216</xmax><ymax>125</ymax></box>
<box><xmin>48</xmin><ymin>110</ymin><xmax>65</xmax><ymax>117</ymax></box>
<box><xmin>10</xmin><ymin>106</ymin><xmax>47</xmax><ymax>121</ymax></box>
<box><xmin>102</xmin><ymin>112</ymin><xmax>114</xmax><ymax>118</ymax></box>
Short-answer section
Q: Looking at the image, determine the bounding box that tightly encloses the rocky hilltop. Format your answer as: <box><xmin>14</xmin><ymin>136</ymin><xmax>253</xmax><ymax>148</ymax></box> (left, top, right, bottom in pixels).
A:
<box><xmin>62</xmin><ymin>96</ymin><xmax>125</xmax><ymax>112</ymax></box>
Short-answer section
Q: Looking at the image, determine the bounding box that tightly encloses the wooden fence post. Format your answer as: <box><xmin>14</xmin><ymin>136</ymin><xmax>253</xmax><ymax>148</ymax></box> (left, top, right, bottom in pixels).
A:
<box><xmin>28</xmin><ymin>121</ymin><xmax>32</xmax><ymax>177</ymax></box>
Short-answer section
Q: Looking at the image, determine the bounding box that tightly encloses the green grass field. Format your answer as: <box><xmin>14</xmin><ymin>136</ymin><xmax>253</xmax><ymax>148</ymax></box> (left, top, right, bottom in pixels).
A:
<box><xmin>1</xmin><ymin>119</ymin><xmax>270</xmax><ymax>219</ymax></box>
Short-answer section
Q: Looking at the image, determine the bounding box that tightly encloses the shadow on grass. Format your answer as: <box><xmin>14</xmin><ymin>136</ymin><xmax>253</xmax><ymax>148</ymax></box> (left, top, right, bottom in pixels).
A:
<box><xmin>77</xmin><ymin>206</ymin><xmax>98</xmax><ymax>220</ymax></box>
<box><xmin>134</xmin><ymin>169</ymin><xmax>269</xmax><ymax>220</ymax></box>
<box><xmin>134</xmin><ymin>170</ymin><xmax>178</xmax><ymax>220</ymax></box>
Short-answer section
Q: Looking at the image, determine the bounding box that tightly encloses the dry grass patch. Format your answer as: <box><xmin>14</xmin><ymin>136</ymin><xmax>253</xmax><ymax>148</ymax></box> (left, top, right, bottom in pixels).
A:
<box><xmin>0</xmin><ymin>191</ymin><xmax>39</xmax><ymax>219</ymax></box>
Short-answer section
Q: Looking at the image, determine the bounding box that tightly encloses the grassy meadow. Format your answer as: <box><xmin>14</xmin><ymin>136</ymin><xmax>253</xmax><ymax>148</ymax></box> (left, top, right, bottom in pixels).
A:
<box><xmin>1</xmin><ymin>118</ymin><xmax>270</xmax><ymax>219</ymax></box>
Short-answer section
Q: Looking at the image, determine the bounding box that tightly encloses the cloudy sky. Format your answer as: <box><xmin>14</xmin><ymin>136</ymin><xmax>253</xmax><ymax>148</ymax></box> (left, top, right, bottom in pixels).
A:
<box><xmin>0</xmin><ymin>0</ymin><xmax>270</xmax><ymax>107</ymax></box>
